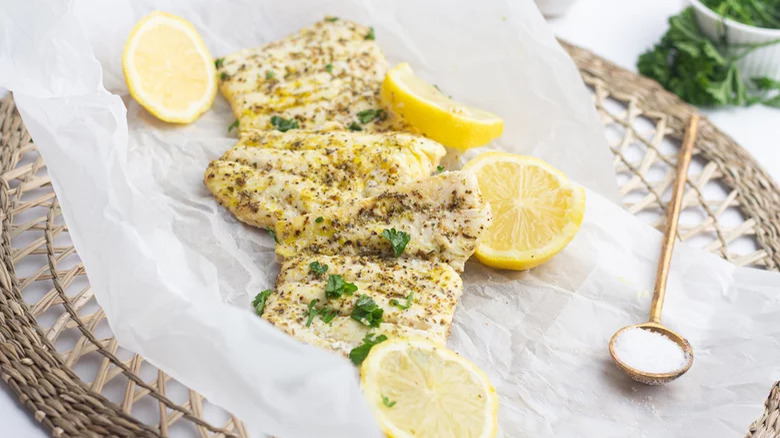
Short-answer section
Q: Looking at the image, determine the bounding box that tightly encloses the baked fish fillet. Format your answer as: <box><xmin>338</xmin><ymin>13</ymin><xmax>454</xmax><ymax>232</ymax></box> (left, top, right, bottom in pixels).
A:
<box><xmin>204</xmin><ymin>131</ymin><xmax>445</xmax><ymax>228</ymax></box>
<box><xmin>276</xmin><ymin>171</ymin><xmax>492</xmax><ymax>272</ymax></box>
<box><xmin>216</xmin><ymin>18</ymin><xmax>412</xmax><ymax>133</ymax></box>
<box><xmin>262</xmin><ymin>254</ymin><xmax>462</xmax><ymax>356</ymax></box>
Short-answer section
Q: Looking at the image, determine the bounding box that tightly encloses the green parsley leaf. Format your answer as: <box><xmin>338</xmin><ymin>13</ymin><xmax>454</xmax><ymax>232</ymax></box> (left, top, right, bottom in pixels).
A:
<box><xmin>381</xmin><ymin>228</ymin><xmax>411</xmax><ymax>257</ymax></box>
<box><xmin>214</xmin><ymin>58</ymin><xmax>224</xmax><ymax>69</ymax></box>
<box><xmin>437</xmin><ymin>165</ymin><xmax>444</xmax><ymax>173</ymax></box>
<box><xmin>220</xmin><ymin>72</ymin><xmax>228</xmax><ymax>81</ymax></box>
<box><xmin>251</xmin><ymin>289</ymin><xmax>272</xmax><ymax>316</ymax></box>
<box><xmin>270</xmin><ymin>115</ymin><xmax>299</xmax><ymax>132</ymax></box>
<box><xmin>351</xmin><ymin>294</ymin><xmax>384</xmax><ymax>328</ymax></box>
<box><xmin>326</xmin><ymin>63</ymin><xmax>333</xmax><ymax>73</ymax></box>
<box><xmin>318</xmin><ymin>307</ymin><xmax>338</xmax><ymax>324</ymax></box>
<box><xmin>325</xmin><ymin>16</ymin><xmax>339</xmax><ymax>22</ymax></box>
<box><xmin>325</xmin><ymin>274</ymin><xmax>358</xmax><ymax>299</ymax></box>
<box><xmin>348</xmin><ymin>122</ymin><xmax>363</xmax><ymax>131</ymax></box>
<box><xmin>265</xmin><ymin>225</ymin><xmax>279</xmax><ymax>243</ymax></box>
<box><xmin>315</xmin><ymin>216</ymin><xmax>324</xmax><ymax>223</ymax></box>
<box><xmin>365</xmin><ymin>26</ymin><xmax>375</xmax><ymax>40</ymax></box>
<box><xmin>356</xmin><ymin>108</ymin><xmax>385</xmax><ymax>124</ymax></box>
<box><xmin>265</xmin><ymin>70</ymin><xmax>275</xmax><ymax>80</ymax></box>
<box><xmin>389</xmin><ymin>291</ymin><xmax>414</xmax><ymax>311</ymax></box>
<box><xmin>309</xmin><ymin>261</ymin><xmax>329</xmax><ymax>276</ymax></box>
<box><xmin>349</xmin><ymin>333</ymin><xmax>388</xmax><ymax>365</ymax></box>
<box><xmin>228</xmin><ymin>119</ymin><xmax>239</xmax><ymax>133</ymax></box>
<box><xmin>305</xmin><ymin>299</ymin><xmax>320</xmax><ymax>327</ymax></box>
<box><xmin>382</xmin><ymin>395</ymin><xmax>397</xmax><ymax>408</ymax></box>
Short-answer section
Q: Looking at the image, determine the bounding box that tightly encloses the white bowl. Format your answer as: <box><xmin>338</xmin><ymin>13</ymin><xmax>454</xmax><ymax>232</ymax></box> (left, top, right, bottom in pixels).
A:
<box><xmin>690</xmin><ymin>0</ymin><xmax>780</xmax><ymax>81</ymax></box>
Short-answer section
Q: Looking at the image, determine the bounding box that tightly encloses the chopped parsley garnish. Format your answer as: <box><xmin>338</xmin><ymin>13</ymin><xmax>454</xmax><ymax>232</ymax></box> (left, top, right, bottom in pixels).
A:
<box><xmin>382</xmin><ymin>228</ymin><xmax>411</xmax><ymax>257</ymax></box>
<box><xmin>318</xmin><ymin>307</ymin><xmax>338</xmax><ymax>324</ymax></box>
<box><xmin>365</xmin><ymin>26</ymin><xmax>375</xmax><ymax>40</ymax></box>
<box><xmin>351</xmin><ymin>294</ymin><xmax>384</xmax><ymax>328</ymax></box>
<box><xmin>390</xmin><ymin>292</ymin><xmax>414</xmax><ymax>310</ymax></box>
<box><xmin>214</xmin><ymin>58</ymin><xmax>224</xmax><ymax>69</ymax></box>
<box><xmin>270</xmin><ymin>115</ymin><xmax>299</xmax><ymax>132</ymax></box>
<box><xmin>265</xmin><ymin>70</ymin><xmax>275</xmax><ymax>80</ymax></box>
<box><xmin>356</xmin><ymin>108</ymin><xmax>385</xmax><ymax>124</ymax></box>
<box><xmin>220</xmin><ymin>72</ymin><xmax>228</xmax><ymax>81</ymax></box>
<box><xmin>349</xmin><ymin>333</ymin><xmax>388</xmax><ymax>365</ymax></box>
<box><xmin>325</xmin><ymin>274</ymin><xmax>358</xmax><ymax>299</ymax></box>
<box><xmin>265</xmin><ymin>226</ymin><xmax>279</xmax><ymax>243</ymax></box>
<box><xmin>315</xmin><ymin>216</ymin><xmax>324</xmax><ymax>223</ymax></box>
<box><xmin>382</xmin><ymin>395</ymin><xmax>396</xmax><ymax>408</ymax></box>
<box><xmin>305</xmin><ymin>299</ymin><xmax>320</xmax><ymax>327</ymax></box>
<box><xmin>309</xmin><ymin>261</ymin><xmax>329</xmax><ymax>276</ymax></box>
<box><xmin>326</xmin><ymin>63</ymin><xmax>333</xmax><ymax>73</ymax></box>
<box><xmin>325</xmin><ymin>16</ymin><xmax>339</xmax><ymax>22</ymax></box>
<box><xmin>251</xmin><ymin>289</ymin><xmax>272</xmax><ymax>316</ymax></box>
<box><xmin>348</xmin><ymin>122</ymin><xmax>363</xmax><ymax>131</ymax></box>
<box><xmin>437</xmin><ymin>165</ymin><xmax>445</xmax><ymax>173</ymax></box>
<box><xmin>228</xmin><ymin>119</ymin><xmax>239</xmax><ymax>133</ymax></box>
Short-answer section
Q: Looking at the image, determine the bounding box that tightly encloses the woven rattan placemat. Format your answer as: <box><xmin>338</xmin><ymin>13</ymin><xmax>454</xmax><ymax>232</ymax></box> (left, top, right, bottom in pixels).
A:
<box><xmin>1</xmin><ymin>42</ymin><xmax>779</xmax><ymax>437</ymax></box>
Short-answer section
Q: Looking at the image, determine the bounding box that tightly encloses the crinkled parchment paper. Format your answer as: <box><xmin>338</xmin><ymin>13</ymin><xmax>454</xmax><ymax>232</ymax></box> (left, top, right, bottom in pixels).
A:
<box><xmin>2</xmin><ymin>0</ymin><xmax>779</xmax><ymax>437</ymax></box>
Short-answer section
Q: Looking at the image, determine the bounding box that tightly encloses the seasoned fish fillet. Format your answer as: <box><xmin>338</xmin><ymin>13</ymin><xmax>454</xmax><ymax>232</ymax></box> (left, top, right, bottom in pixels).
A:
<box><xmin>276</xmin><ymin>171</ymin><xmax>492</xmax><ymax>272</ymax></box>
<box><xmin>263</xmin><ymin>254</ymin><xmax>462</xmax><ymax>356</ymax></box>
<box><xmin>216</xmin><ymin>18</ymin><xmax>412</xmax><ymax>133</ymax></box>
<box><xmin>204</xmin><ymin>131</ymin><xmax>445</xmax><ymax>228</ymax></box>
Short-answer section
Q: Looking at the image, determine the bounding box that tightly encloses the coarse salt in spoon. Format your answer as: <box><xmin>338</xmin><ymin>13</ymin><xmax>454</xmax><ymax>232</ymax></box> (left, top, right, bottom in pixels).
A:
<box><xmin>609</xmin><ymin>115</ymin><xmax>699</xmax><ymax>385</ymax></box>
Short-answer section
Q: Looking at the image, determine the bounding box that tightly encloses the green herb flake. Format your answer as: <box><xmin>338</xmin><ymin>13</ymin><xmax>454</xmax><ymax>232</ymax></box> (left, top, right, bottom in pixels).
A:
<box><xmin>305</xmin><ymin>299</ymin><xmax>320</xmax><ymax>327</ymax></box>
<box><xmin>228</xmin><ymin>119</ymin><xmax>239</xmax><ymax>133</ymax></box>
<box><xmin>214</xmin><ymin>58</ymin><xmax>224</xmax><ymax>69</ymax></box>
<box><xmin>348</xmin><ymin>122</ymin><xmax>363</xmax><ymax>131</ymax></box>
<box><xmin>356</xmin><ymin>108</ymin><xmax>386</xmax><ymax>124</ymax></box>
<box><xmin>265</xmin><ymin>225</ymin><xmax>279</xmax><ymax>243</ymax></box>
<box><xmin>349</xmin><ymin>333</ymin><xmax>388</xmax><ymax>365</ymax></box>
<box><xmin>318</xmin><ymin>307</ymin><xmax>338</xmax><ymax>324</ymax></box>
<box><xmin>350</xmin><ymin>294</ymin><xmax>384</xmax><ymax>328</ymax></box>
<box><xmin>325</xmin><ymin>274</ymin><xmax>358</xmax><ymax>299</ymax></box>
<box><xmin>437</xmin><ymin>165</ymin><xmax>445</xmax><ymax>173</ymax></box>
<box><xmin>315</xmin><ymin>216</ymin><xmax>324</xmax><ymax>223</ymax></box>
<box><xmin>390</xmin><ymin>292</ymin><xmax>414</xmax><ymax>311</ymax></box>
<box><xmin>382</xmin><ymin>395</ymin><xmax>397</xmax><ymax>408</ymax></box>
<box><xmin>265</xmin><ymin>70</ymin><xmax>275</xmax><ymax>80</ymax></box>
<box><xmin>325</xmin><ymin>16</ymin><xmax>339</xmax><ymax>22</ymax></box>
<box><xmin>251</xmin><ymin>289</ymin><xmax>272</xmax><ymax>316</ymax></box>
<box><xmin>365</xmin><ymin>26</ymin><xmax>375</xmax><ymax>40</ymax></box>
<box><xmin>270</xmin><ymin>115</ymin><xmax>300</xmax><ymax>132</ymax></box>
<box><xmin>326</xmin><ymin>63</ymin><xmax>333</xmax><ymax>73</ymax></box>
<box><xmin>220</xmin><ymin>72</ymin><xmax>228</xmax><ymax>81</ymax></box>
<box><xmin>309</xmin><ymin>261</ymin><xmax>329</xmax><ymax>276</ymax></box>
<box><xmin>381</xmin><ymin>228</ymin><xmax>411</xmax><ymax>257</ymax></box>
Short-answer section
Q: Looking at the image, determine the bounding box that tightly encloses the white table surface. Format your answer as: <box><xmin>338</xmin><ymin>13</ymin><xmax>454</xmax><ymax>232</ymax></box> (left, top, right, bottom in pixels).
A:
<box><xmin>2</xmin><ymin>0</ymin><xmax>778</xmax><ymax>436</ymax></box>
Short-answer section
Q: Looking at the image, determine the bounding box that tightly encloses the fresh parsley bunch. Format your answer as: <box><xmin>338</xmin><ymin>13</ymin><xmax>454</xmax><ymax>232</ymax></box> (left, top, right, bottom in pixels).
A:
<box><xmin>637</xmin><ymin>7</ymin><xmax>780</xmax><ymax>107</ymax></box>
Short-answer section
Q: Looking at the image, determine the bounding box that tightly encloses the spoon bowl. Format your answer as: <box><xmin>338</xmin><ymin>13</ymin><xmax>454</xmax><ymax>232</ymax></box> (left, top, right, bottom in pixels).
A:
<box><xmin>609</xmin><ymin>322</ymin><xmax>694</xmax><ymax>385</ymax></box>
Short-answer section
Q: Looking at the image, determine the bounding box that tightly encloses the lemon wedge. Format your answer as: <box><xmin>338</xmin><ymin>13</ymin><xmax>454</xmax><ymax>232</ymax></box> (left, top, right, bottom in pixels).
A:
<box><xmin>464</xmin><ymin>152</ymin><xmax>585</xmax><ymax>270</ymax></box>
<box><xmin>381</xmin><ymin>63</ymin><xmax>503</xmax><ymax>150</ymax></box>
<box><xmin>122</xmin><ymin>11</ymin><xmax>216</xmax><ymax>123</ymax></box>
<box><xmin>361</xmin><ymin>338</ymin><xmax>498</xmax><ymax>438</ymax></box>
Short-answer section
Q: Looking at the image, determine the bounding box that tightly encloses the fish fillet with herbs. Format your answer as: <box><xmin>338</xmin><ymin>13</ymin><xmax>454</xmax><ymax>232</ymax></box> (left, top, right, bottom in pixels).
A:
<box><xmin>215</xmin><ymin>18</ymin><xmax>412</xmax><ymax>133</ymax></box>
<box><xmin>275</xmin><ymin>171</ymin><xmax>492</xmax><ymax>272</ymax></box>
<box><xmin>204</xmin><ymin>131</ymin><xmax>445</xmax><ymax>228</ymax></box>
<box><xmin>260</xmin><ymin>254</ymin><xmax>462</xmax><ymax>358</ymax></box>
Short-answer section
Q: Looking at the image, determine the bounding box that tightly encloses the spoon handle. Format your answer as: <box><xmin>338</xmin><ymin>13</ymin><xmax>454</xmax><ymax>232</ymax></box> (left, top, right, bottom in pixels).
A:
<box><xmin>649</xmin><ymin>114</ymin><xmax>700</xmax><ymax>324</ymax></box>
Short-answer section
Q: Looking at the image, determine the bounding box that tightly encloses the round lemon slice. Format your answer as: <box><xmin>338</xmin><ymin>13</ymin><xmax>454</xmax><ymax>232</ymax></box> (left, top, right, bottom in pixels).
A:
<box><xmin>122</xmin><ymin>11</ymin><xmax>216</xmax><ymax>123</ymax></box>
<box><xmin>381</xmin><ymin>63</ymin><xmax>503</xmax><ymax>150</ymax></box>
<box><xmin>361</xmin><ymin>338</ymin><xmax>498</xmax><ymax>438</ymax></box>
<box><xmin>464</xmin><ymin>152</ymin><xmax>585</xmax><ymax>270</ymax></box>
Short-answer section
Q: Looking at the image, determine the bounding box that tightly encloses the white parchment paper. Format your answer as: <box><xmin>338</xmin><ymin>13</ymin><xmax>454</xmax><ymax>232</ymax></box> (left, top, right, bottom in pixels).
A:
<box><xmin>2</xmin><ymin>0</ymin><xmax>779</xmax><ymax>437</ymax></box>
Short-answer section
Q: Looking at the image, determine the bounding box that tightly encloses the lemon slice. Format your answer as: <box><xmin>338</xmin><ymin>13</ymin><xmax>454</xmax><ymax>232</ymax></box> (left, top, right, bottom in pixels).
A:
<box><xmin>381</xmin><ymin>63</ymin><xmax>503</xmax><ymax>150</ymax></box>
<box><xmin>361</xmin><ymin>338</ymin><xmax>498</xmax><ymax>438</ymax></box>
<box><xmin>122</xmin><ymin>11</ymin><xmax>216</xmax><ymax>123</ymax></box>
<box><xmin>464</xmin><ymin>152</ymin><xmax>585</xmax><ymax>270</ymax></box>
